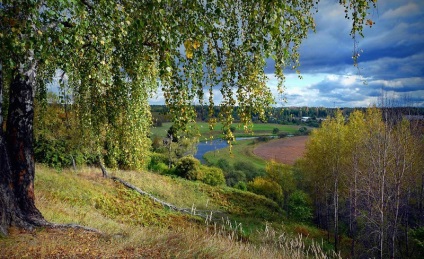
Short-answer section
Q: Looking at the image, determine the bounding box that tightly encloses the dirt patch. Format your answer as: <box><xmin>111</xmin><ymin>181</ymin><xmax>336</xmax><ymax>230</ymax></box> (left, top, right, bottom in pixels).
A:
<box><xmin>253</xmin><ymin>136</ymin><xmax>308</xmax><ymax>165</ymax></box>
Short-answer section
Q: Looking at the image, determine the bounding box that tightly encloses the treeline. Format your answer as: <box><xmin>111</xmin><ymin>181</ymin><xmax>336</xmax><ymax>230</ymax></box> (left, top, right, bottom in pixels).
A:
<box><xmin>152</xmin><ymin>104</ymin><xmax>424</xmax><ymax>127</ymax></box>
<box><xmin>297</xmin><ymin>108</ymin><xmax>424</xmax><ymax>258</ymax></box>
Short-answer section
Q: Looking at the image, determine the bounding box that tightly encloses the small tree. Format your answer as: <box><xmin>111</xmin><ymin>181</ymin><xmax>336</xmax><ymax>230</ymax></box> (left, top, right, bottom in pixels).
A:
<box><xmin>287</xmin><ymin>190</ymin><xmax>313</xmax><ymax>222</ymax></box>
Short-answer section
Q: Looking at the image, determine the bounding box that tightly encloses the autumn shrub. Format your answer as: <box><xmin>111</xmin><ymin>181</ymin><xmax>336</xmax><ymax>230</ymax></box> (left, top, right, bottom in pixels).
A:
<box><xmin>248</xmin><ymin>177</ymin><xmax>283</xmax><ymax>203</ymax></box>
<box><xmin>200</xmin><ymin>166</ymin><xmax>225</xmax><ymax>186</ymax></box>
<box><xmin>174</xmin><ymin>156</ymin><xmax>203</xmax><ymax>180</ymax></box>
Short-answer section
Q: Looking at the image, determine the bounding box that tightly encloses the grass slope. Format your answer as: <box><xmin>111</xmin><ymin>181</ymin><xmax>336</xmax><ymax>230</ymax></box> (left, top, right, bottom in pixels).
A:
<box><xmin>0</xmin><ymin>165</ymin><xmax>333</xmax><ymax>258</ymax></box>
<box><xmin>203</xmin><ymin>138</ymin><xmax>267</xmax><ymax>169</ymax></box>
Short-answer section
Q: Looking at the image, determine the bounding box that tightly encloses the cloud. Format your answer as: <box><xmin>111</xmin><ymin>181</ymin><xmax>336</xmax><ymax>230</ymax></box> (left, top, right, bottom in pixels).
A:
<box><xmin>382</xmin><ymin>2</ymin><xmax>420</xmax><ymax>19</ymax></box>
<box><xmin>276</xmin><ymin>0</ymin><xmax>424</xmax><ymax>107</ymax></box>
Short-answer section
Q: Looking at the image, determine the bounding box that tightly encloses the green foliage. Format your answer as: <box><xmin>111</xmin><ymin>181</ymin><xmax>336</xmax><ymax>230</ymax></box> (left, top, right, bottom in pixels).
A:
<box><xmin>278</xmin><ymin>132</ymin><xmax>289</xmax><ymax>138</ymax></box>
<box><xmin>225</xmin><ymin>170</ymin><xmax>247</xmax><ymax>187</ymax></box>
<box><xmin>297</xmin><ymin>126</ymin><xmax>309</xmax><ymax>135</ymax></box>
<box><xmin>248</xmin><ymin>177</ymin><xmax>283</xmax><ymax>203</ymax></box>
<box><xmin>216</xmin><ymin>158</ymin><xmax>232</xmax><ymax>173</ymax></box>
<box><xmin>287</xmin><ymin>190</ymin><xmax>312</xmax><ymax>222</ymax></box>
<box><xmin>234</xmin><ymin>181</ymin><xmax>247</xmax><ymax>191</ymax></box>
<box><xmin>148</xmin><ymin>153</ymin><xmax>168</xmax><ymax>168</ymax></box>
<box><xmin>200</xmin><ymin>166</ymin><xmax>225</xmax><ymax>186</ymax></box>
<box><xmin>151</xmin><ymin>136</ymin><xmax>163</xmax><ymax>151</ymax></box>
<box><xmin>174</xmin><ymin>156</ymin><xmax>203</xmax><ymax>180</ymax></box>
<box><xmin>272</xmin><ymin>128</ymin><xmax>280</xmax><ymax>135</ymax></box>
<box><xmin>234</xmin><ymin>161</ymin><xmax>264</xmax><ymax>181</ymax></box>
<box><xmin>410</xmin><ymin>227</ymin><xmax>424</xmax><ymax>257</ymax></box>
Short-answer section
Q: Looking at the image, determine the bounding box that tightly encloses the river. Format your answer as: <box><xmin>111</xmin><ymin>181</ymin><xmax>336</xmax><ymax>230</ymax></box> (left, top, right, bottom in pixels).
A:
<box><xmin>194</xmin><ymin>137</ymin><xmax>258</xmax><ymax>163</ymax></box>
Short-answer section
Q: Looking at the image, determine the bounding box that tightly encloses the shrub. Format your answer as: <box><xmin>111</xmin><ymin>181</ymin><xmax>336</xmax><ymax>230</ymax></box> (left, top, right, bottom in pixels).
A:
<box><xmin>272</xmin><ymin>128</ymin><xmax>280</xmax><ymax>134</ymax></box>
<box><xmin>225</xmin><ymin>170</ymin><xmax>246</xmax><ymax>187</ymax></box>
<box><xmin>151</xmin><ymin>162</ymin><xmax>169</xmax><ymax>174</ymax></box>
<box><xmin>255</xmin><ymin>136</ymin><xmax>271</xmax><ymax>143</ymax></box>
<box><xmin>247</xmin><ymin>177</ymin><xmax>283</xmax><ymax>203</ymax></box>
<box><xmin>233</xmin><ymin>161</ymin><xmax>263</xmax><ymax>181</ymax></box>
<box><xmin>148</xmin><ymin>153</ymin><xmax>169</xmax><ymax>171</ymax></box>
<box><xmin>216</xmin><ymin>158</ymin><xmax>232</xmax><ymax>173</ymax></box>
<box><xmin>234</xmin><ymin>181</ymin><xmax>247</xmax><ymax>191</ymax></box>
<box><xmin>174</xmin><ymin>156</ymin><xmax>203</xmax><ymax>180</ymax></box>
<box><xmin>151</xmin><ymin>135</ymin><xmax>162</xmax><ymax>150</ymax></box>
<box><xmin>298</xmin><ymin>126</ymin><xmax>309</xmax><ymax>135</ymax></box>
<box><xmin>34</xmin><ymin>137</ymin><xmax>76</xmax><ymax>169</ymax></box>
<box><xmin>278</xmin><ymin>132</ymin><xmax>288</xmax><ymax>138</ymax></box>
<box><xmin>287</xmin><ymin>190</ymin><xmax>313</xmax><ymax>222</ymax></box>
<box><xmin>201</xmin><ymin>166</ymin><xmax>225</xmax><ymax>186</ymax></box>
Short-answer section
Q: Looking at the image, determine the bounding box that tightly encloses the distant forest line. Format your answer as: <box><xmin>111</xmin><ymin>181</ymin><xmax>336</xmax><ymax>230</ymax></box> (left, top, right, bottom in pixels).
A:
<box><xmin>151</xmin><ymin>105</ymin><xmax>424</xmax><ymax>127</ymax></box>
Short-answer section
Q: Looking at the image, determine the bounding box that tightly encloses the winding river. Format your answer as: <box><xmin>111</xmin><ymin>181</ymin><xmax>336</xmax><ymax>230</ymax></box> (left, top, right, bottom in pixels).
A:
<box><xmin>194</xmin><ymin>137</ymin><xmax>258</xmax><ymax>163</ymax></box>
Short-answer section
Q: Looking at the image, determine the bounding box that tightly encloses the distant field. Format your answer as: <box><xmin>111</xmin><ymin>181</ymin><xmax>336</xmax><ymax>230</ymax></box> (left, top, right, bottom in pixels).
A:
<box><xmin>151</xmin><ymin>122</ymin><xmax>302</xmax><ymax>139</ymax></box>
<box><xmin>253</xmin><ymin>136</ymin><xmax>308</xmax><ymax>165</ymax></box>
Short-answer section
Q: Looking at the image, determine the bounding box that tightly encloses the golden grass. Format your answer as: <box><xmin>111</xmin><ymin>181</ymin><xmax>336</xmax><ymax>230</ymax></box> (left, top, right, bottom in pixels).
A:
<box><xmin>0</xmin><ymin>164</ymin><xmax>334</xmax><ymax>258</ymax></box>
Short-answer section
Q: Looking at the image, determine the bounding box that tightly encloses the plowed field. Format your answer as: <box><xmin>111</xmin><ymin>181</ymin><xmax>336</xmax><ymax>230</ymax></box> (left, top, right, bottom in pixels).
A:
<box><xmin>253</xmin><ymin>136</ymin><xmax>308</xmax><ymax>165</ymax></box>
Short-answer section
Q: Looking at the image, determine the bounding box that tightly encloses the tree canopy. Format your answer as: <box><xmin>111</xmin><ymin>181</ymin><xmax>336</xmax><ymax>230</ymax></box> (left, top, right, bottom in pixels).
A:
<box><xmin>0</xmin><ymin>0</ymin><xmax>377</xmax><ymax>169</ymax></box>
<box><xmin>0</xmin><ymin>0</ymin><xmax>377</xmax><ymax>235</ymax></box>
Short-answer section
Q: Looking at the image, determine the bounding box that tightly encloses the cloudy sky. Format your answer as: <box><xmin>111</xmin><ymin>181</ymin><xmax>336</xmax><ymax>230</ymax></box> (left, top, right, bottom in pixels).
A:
<box><xmin>271</xmin><ymin>0</ymin><xmax>424</xmax><ymax>107</ymax></box>
<box><xmin>148</xmin><ymin>0</ymin><xmax>424</xmax><ymax>108</ymax></box>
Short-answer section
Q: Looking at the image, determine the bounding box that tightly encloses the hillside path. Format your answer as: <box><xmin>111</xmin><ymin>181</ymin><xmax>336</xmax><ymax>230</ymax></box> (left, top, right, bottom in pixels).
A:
<box><xmin>253</xmin><ymin>136</ymin><xmax>308</xmax><ymax>165</ymax></box>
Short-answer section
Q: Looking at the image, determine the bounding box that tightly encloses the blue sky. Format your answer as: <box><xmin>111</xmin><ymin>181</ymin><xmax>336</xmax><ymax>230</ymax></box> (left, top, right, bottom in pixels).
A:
<box><xmin>148</xmin><ymin>1</ymin><xmax>424</xmax><ymax>107</ymax></box>
<box><xmin>270</xmin><ymin>0</ymin><xmax>424</xmax><ymax>107</ymax></box>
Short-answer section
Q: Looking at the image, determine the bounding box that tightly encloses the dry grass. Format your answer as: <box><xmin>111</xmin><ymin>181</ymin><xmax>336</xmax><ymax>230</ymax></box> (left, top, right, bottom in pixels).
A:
<box><xmin>0</xmin><ymin>165</ymin><xmax>335</xmax><ymax>258</ymax></box>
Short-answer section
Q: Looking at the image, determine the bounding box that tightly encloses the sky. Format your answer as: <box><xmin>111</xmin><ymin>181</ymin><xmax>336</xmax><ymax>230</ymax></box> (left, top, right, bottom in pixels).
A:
<box><xmin>147</xmin><ymin>1</ymin><xmax>424</xmax><ymax>108</ymax></box>
<box><xmin>266</xmin><ymin>0</ymin><xmax>424</xmax><ymax>108</ymax></box>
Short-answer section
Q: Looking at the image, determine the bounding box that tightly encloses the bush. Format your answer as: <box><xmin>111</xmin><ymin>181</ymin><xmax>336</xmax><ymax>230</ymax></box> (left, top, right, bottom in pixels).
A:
<box><xmin>148</xmin><ymin>153</ymin><xmax>170</xmax><ymax>173</ymax></box>
<box><xmin>298</xmin><ymin>126</ymin><xmax>309</xmax><ymax>135</ymax></box>
<box><xmin>174</xmin><ymin>156</ymin><xmax>203</xmax><ymax>180</ymax></box>
<box><xmin>151</xmin><ymin>136</ymin><xmax>162</xmax><ymax>150</ymax></box>
<box><xmin>255</xmin><ymin>136</ymin><xmax>271</xmax><ymax>143</ymax></box>
<box><xmin>278</xmin><ymin>132</ymin><xmax>288</xmax><ymax>138</ymax></box>
<box><xmin>34</xmin><ymin>137</ymin><xmax>76</xmax><ymax>169</ymax></box>
<box><xmin>151</xmin><ymin>162</ymin><xmax>169</xmax><ymax>174</ymax></box>
<box><xmin>201</xmin><ymin>166</ymin><xmax>225</xmax><ymax>186</ymax></box>
<box><xmin>234</xmin><ymin>181</ymin><xmax>247</xmax><ymax>191</ymax></box>
<box><xmin>233</xmin><ymin>161</ymin><xmax>263</xmax><ymax>181</ymax></box>
<box><xmin>216</xmin><ymin>158</ymin><xmax>232</xmax><ymax>173</ymax></box>
<box><xmin>247</xmin><ymin>177</ymin><xmax>283</xmax><ymax>203</ymax></box>
<box><xmin>225</xmin><ymin>170</ymin><xmax>246</xmax><ymax>187</ymax></box>
<box><xmin>287</xmin><ymin>190</ymin><xmax>313</xmax><ymax>222</ymax></box>
<box><xmin>272</xmin><ymin>128</ymin><xmax>280</xmax><ymax>134</ymax></box>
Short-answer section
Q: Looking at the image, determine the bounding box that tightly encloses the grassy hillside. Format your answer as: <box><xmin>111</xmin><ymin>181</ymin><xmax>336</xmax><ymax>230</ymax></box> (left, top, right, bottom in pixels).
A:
<box><xmin>203</xmin><ymin>138</ymin><xmax>267</xmax><ymax>169</ymax></box>
<box><xmin>0</xmin><ymin>165</ymin><xmax>333</xmax><ymax>258</ymax></box>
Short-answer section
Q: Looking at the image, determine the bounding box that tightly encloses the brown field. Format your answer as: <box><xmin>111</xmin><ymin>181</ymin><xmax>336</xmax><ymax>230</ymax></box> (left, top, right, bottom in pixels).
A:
<box><xmin>253</xmin><ymin>136</ymin><xmax>308</xmax><ymax>165</ymax></box>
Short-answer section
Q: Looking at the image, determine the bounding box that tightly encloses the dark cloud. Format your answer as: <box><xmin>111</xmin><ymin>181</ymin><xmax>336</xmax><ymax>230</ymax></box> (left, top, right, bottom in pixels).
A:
<box><xmin>280</xmin><ymin>0</ymin><xmax>424</xmax><ymax>107</ymax></box>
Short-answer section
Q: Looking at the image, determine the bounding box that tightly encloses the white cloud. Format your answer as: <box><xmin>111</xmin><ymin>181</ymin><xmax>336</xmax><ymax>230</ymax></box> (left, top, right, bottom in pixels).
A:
<box><xmin>382</xmin><ymin>2</ymin><xmax>420</xmax><ymax>19</ymax></box>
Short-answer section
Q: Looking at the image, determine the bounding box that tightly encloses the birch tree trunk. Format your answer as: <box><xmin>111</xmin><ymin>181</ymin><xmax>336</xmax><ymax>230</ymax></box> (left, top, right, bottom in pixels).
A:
<box><xmin>0</xmin><ymin>61</ymin><xmax>46</xmax><ymax>235</ymax></box>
